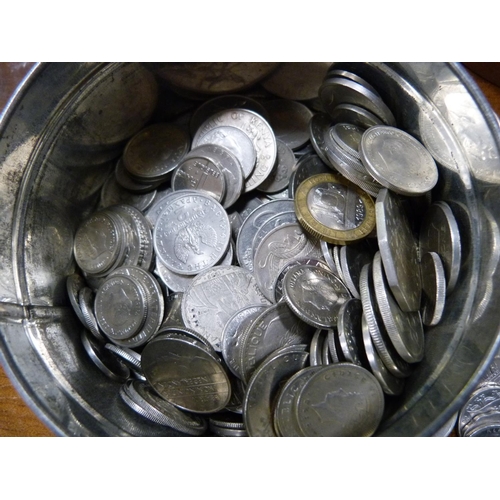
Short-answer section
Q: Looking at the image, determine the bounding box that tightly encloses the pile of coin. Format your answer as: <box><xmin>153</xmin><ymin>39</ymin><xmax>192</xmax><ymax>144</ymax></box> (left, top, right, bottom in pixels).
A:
<box><xmin>66</xmin><ymin>63</ymin><xmax>464</xmax><ymax>437</ymax></box>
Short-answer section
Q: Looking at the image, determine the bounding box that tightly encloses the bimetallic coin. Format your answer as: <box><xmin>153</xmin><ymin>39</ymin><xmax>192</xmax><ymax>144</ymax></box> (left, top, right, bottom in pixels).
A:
<box><xmin>360</xmin><ymin>125</ymin><xmax>438</xmax><ymax>196</ymax></box>
<box><xmin>243</xmin><ymin>344</ymin><xmax>309</xmax><ymax>437</ymax></box>
<box><xmin>372</xmin><ymin>252</ymin><xmax>425</xmax><ymax>364</ymax></box>
<box><xmin>294</xmin><ymin>173</ymin><xmax>376</xmax><ymax>245</ymax></box>
<box><xmin>294</xmin><ymin>363</ymin><xmax>385</xmax><ymax>437</ymax></box>
<box><xmin>141</xmin><ymin>333</ymin><xmax>231</xmax><ymax>414</ymax></box>
<box><xmin>376</xmin><ymin>188</ymin><xmax>422</xmax><ymax>312</ymax></box>
<box><xmin>421</xmin><ymin>251</ymin><xmax>446</xmax><ymax>326</ymax></box>
<box><xmin>419</xmin><ymin>201</ymin><xmax>462</xmax><ymax>295</ymax></box>
<box><xmin>153</xmin><ymin>192</ymin><xmax>231</xmax><ymax>276</ymax></box>
<box><xmin>193</xmin><ymin>108</ymin><xmax>277</xmax><ymax>193</ymax></box>
<box><xmin>257</xmin><ymin>140</ymin><xmax>296</xmax><ymax>194</ymax></box>
<box><xmin>283</xmin><ymin>265</ymin><xmax>351</xmax><ymax>328</ymax></box>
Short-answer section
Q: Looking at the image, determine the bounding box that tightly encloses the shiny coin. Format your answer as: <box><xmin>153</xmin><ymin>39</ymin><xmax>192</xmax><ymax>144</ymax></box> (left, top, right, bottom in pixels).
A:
<box><xmin>330</xmin><ymin>103</ymin><xmax>384</xmax><ymax>129</ymax></box>
<box><xmin>123</xmin><ymin>123</ymin><xmax>190</xmax><ymax>183</ymax></box>
<box><xmin>104</xmin><ymin>343</ymin><xmax>142</xmax><ymax>372</ymax></box>
<box><xmin>320</xmin><ymin>240</ymin><xmax>339</xmax><ymax>276</ymax></box>
<box><xmin>308</xmin><ymin>113</ymin><xmax>334</xmax><ymax>165</ymax></box>
<box><xmin>141</xmin><ymin>333</ymin><xmax>232</xmax><ymax>414</ymax></box>
<box><xmin>360</xmin><ymin>125</ymin><xmax>438</xmax><ymax>196</ymax></box>
<box><xmin>294</xmin><ymin>363</ymin><xmax>385</xmax><ymax>437</ymax></box>
<box><xmin>67</xmin><ymin>273</ymin><xmax>89</xmax><ymax>327</ymax></box>
<box><xmin>458</xmin><ymin>383</ymin><xmax>500</xmax><ymax>435</ymax></box>
<box><xmin>182</xmin><ymin>265</ymin><xmax>271</xmax><ymax>352</ymax></box>
<box><xmin>372</xmin><ymin>252</ymin><xmax>425</xmax><ymax>364</ymax></box>
<box><xmin>78</xmin><ymin>287</ymin><xmax>106</xmax><ymax>342</ymax></box>
<box><xmin>257</xmin><ymin>140</ymin><xmax>296</xmax><ymax>194</ymax></box>
<box><xmin>420</xmin><ymin>251</ymin><xmax>446</xmax><ymax>326</ymax></box>
<box><xmin>243</xmin><ymin>344</ymin><xmax>309</xmax><ymax>436</ymax></box>
<box><xmin>153</xmin><ymin>191</ymin><xmax>231</xmax><ymax>276</ymax></box>
<box><xmin>339</xmin><ymin>242</ymin><xmax>374</xmax><ymax>299</ymax></box>
<box><xmin>327</xmin><ymin>69</ymin><xmax>381</xmax><ymax>97</ymax></box>
<box><xmin>143</xmin><ymin>188</ymin><xmax>199</xmax><ymax>227</ymax></box>
<box><xmin>309</xmin><ymin>329</ymin><xmax>327</xmax><ymax>367</ymax></box>
<box><xmin>193</xmin><ymin>108</ymin><xmax>277</xmax><ymax>193</ymax></box>
<box><xmin>283</xmin><ymin>265</ymin><xmax>351</xmax><ymax>328</ymax></box>
<box><xmin>294</xmin><ymin>173</ymin><xmax>376</xmax><ymax>245</ymax></box>
<box><xmin>337</xmin><ymin>298</ymin><xmax>365</xmax><ymax>366</ymax></box>
<box><xmin>288</xmin><ymin>153</ymin><xmax>331</xmax><ymax>198</ymax></box>
<box><xmin>419</xmin><ymin>201</ymin><xmax>462</xmax><ymax>295</ymax></box>
<box><xmin>114</xmin><ymin>156</ymin><xmax>163</xmax><ymax>193</ymax></box>
<box><xmin>327</xmin><ymin>328</ymin><xmax>344</xmax><ymax>363</ymax></box>
<box><xmin>161</xmin><ymin>292</ymin><xmax>186</xmax><ymax>329</ymax></box>
<box><xmin>330</xmin><ymin>122</ymin><xmax>364</xmax><ymax>160</ymax></box>
<box><xmin>262</xmin><ymin>99</ymin><xmax>313</xmax><ymax>151</ymax></box>
<box><xmin>376</xmin><ymin>188</ymin><xmax>422</xmax><ymax>312</ymax></box>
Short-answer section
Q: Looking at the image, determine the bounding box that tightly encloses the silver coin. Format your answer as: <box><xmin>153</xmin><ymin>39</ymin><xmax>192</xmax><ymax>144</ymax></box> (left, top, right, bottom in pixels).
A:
<box><xmin>153</xmin><ymin>191</ymin><xmax>231</xmax><ymax>276</ymax></box>
<box><xmin>339</xmin><ymin>243</ymin><xmax>374</xmax><ymax>299</ymax></box>
<box><xmin>421</xmin><ymin>251</ymin><xmax>446</xmax><ymax>326</ymax></box>
<box><xmin>462</xmin><ymin>413</ymin><xmax>500</xmax><ymax>437</ymax></box>
<box><xmin>376</xmin><ymin>188</ymin><xmax>422</xmax><ymax>312</ymax></box>
<box><xmin>235</xmin><ymin>198</ymin><xmax>295</xmax><ymax>272</ymax></box>
<box><xmin>67</xmin><ymin>273</ymin><xmax>89</xmax><ymax>327</ymax></box>
<box><xmin>458</xmin><ymin>383</ymin><xmax>500</xmax><ymax>435</ymax></box>
<box><xmin>193</xmin><ymin>108</ymin><xmax>277</xmax><ymax>193</ymax></box>
<box><xmin>319</xmin><ymin>77</ymin><xmax>396</xmax><ymax>127</ymax></box>
<box><xmin>432</xmin><ymin>412</ymin><xmax>458</xmax><ymax>437</ymax></box>
<box><xmin>171</xmin><ymin>156</ymin><xmax>226</xmax><ymax>203</ymax></box>
<box><xmin>419</xmin><ymin>201</ymin><xmax>462</xmax><ymax>295</ymax></box>
<box><xmin>253</xmin><ymin>222</ymin><xmax>323</xmax><ymax>302</ymax></box>
<box><xmin>294</xmin><ymin>363</ymin><xmax>385</xmax><ymax>437</ymax></box>
<box><xmin>360</xmin><ymin>314</ymin><xmax>405</xmax><ymax>396</ymax></box>
<box><xmin>141</xmin><ymin>333</ymin><xmax>231</xmax><ymax>414</ymax></box>
<box><xmin>282</xmin><ymin>265</ymin><xmax>351</xmax><ymax>328</ymax></box>
<box><xmin>337</xmin><ymin>298</ymin><xmax>365</xmax><ymax>366</ymax></box>
<box><xmin>243</xmin><ymin>344</ymin><xmax>309</xmax><ymax>437</ymax></box>
<box><xmin>78</xmin><ymin>287</ymin><xmax>106</xmax><ymax>342</ymax></box>
<box><xmin>193</xmin><ymin>125</ymin><xmax>257</xmax><ymax>180</ymax></box>
<box><xmin>360</xmin><ymin>125</ymin><xmax>438</xmax><ymax>196</ymax></box>
<box><xmin>327</xmin><ymin>69</ymin><xmax>381</xmax><ymax>97</ymax></box>
<box><xmin>332</xmin><ymin>245</ymin><xmax>345</xmax><ymax>285</ymax></box>
<box><xmin>182</xmin><ymin>265</ymin><xmax>271</xmax><ymax>352</ymax></box>
<box><xmin>123</xmin><ymin>123</ymin><xmax>190</xmax><ymax>183</ymax></box>
<box><xmin>262</xmin><ymin>99</ymin><xmax>313</xmax><ymax>151</ymax></box>
<box><xmin>115</xmin><ymin>156</ymin><xmax>163</xmax><ymax>193</ymax></box>
<box><xmin>104</xmin><ymin>343</ymin><xmax>142</xmax><ymax>372</ymax></box>
<box><xmin>372</xmin><ymin>252</ymin><xmax>425</xmax><ymax>364</ymax></box>
<box><xmin>288</xmin><ymin>153</ymin><xmax>331</xmax><ymax>198</ymax></box>
<box><xmin>161</xmin><ymin>292</ymin><xmax>186</xmax><ymax>329</ymax></box>
<box><xmin>257</xmin><ymin>140</ymin><xmax>296</xmax><ymax>194</ymax></box>
<box><xmin>359</xmin><ymin>263</ymin><xmax>413</xmax><ymax>378</ymax></box>
<box><xmin>330</xmin><ymin>103</ymin><xmax>384</xmax><ymax>129</ymax></box>
<box><xmin>143</xmin><ymin>188</ymin><xmax>200</xmax><ymax>227</ymax></box>
<box><xmin>309</xmin><ymin>329</ymin><xmax>326</xmax><ymax>367</ymax></box>
<box><xmin>330</xmin><ymin>122</ymin><xmax>364</xmax><ymax>160</ymax></box>
<box><xmin>327</xmin><ymin>328</ymin><xmax>344</xmax><ymax>364</ymax></box>
<box><xmin>186</xmin><ymin>144</ymin><xmax>245</xmax><ymax>209</ymax></box>
<box><xmin>308</xmin><ymin>113</ymin><xmax>334</xmax><ymax>165</ymax></box>
<box><xmin>238</xmin><ymin>302</ymin><xmax>314</xmax><ymax>384</ymax></box>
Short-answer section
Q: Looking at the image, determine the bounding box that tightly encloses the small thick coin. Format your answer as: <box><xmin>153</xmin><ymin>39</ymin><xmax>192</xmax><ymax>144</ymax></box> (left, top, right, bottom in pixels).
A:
<box><xmin>330</xmin><ymin>103</ymin><xmax>384</xmax><ymax>129</ymax></box>
<box><xmin>360</xmin><ymin>125</ymin><xmax>438</xmax><ymax>196</ymax></box>
<box><xmin>282</xmin><ymin>265</ymin><xmax>351</xmax><ymax>328</ymax></box>
<box><xmin>420</xmin><ymin>251</ymin><xmax>446</xmax><ymax>326</ymax></box>
<box><xmin>294</xmin><ymin>173</ymin><xmax>376</xmax><ymax>245</ymax></box>
<box><xmin>294</xmin><ymin>363</ymin><xmax>385</xmax><ymax>437</ymax></box>
<box><xmin>141</xmin><ymin>333</ymin><xmax>232</xmax><ymax>414</ymax></box>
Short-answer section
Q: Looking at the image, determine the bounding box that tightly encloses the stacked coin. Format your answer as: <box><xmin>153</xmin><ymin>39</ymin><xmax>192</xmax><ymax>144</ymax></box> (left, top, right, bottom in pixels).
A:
<box><xmin>66</xmin><ymin>63</ymin><xmax>464</xmax><ymax>437</ymax></box>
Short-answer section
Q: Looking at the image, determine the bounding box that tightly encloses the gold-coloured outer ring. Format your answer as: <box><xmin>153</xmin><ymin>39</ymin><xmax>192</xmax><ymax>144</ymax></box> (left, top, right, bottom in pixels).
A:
<box><xmin>294</xmin><ymin>173</ymin><xmax>376</xmax><ymax>245</ymax></box>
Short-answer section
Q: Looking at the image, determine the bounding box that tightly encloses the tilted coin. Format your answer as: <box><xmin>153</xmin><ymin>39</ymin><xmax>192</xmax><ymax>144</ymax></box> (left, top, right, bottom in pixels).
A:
<box><xmin>319</xmin><ymin>77</ymin><xmax>396</xmax><ymax>127</ymax></box>
<box><xmin>161</xmin><ymin>292</ymin><xmax>186</xmax><ymax>329</ymax></box>
<box><xmin>181</xmin><ymin>265</ymin><xmax>271</xmax><ymax>351</ymax></box>
<box><xmin>327</xmin><ymin>328</ymin><xmax>344</xmax><ymax>364</ymax></box>
<box><xmin>360</xmin><ymin>125</ymin><xmax>438</xmax><ymax>196</ymax></box>
<box><xmin>238</xmin><ymin>302</ymin><xmax>314</xmax><ymax>384</ymax></box>
<box><xmin>330</xmin><ymin>122</ymin><xmax>364</xmax><ymax>160</ymax></box>
<box><xmin>432</xmin><ymin>412</ymin><xmax>458</xmax><ymax>437</ymax></box>
<box><xmin>288</xmin><ymin>153</ymin><xmax>331</xmax><ymax>198</ymax></box>
<box><xmin>462</xmin><ymin>412</ymin><xmax>500</xmax><ymax>437</ymax></box>
<box><xmin>192</xmin><ymin>125</ymin><xmax>257</xmax><ymax>180</ymax></box>
<box><xmin>141</xmin><ymin>333</ymin><xmax>232</xmax><ymax>414</ymax></box>
<box><xmin>153</xmin><ymin>191</ymin><xmax>231</xmax><ymax>276</ymax></box>
<box><xmin>308</xmin><ymin>113</ymin><xmax>334</xmax><ymax>165</ymax></box>
<box><xmin>79</xmin><ymin>287</ymin><xmax>107</xmax><ymax>342</ymax></box>
<box><xmin>327</xmin><ymin>69</ymin><xmax>381</xmax><ymax>97</ymax></box>
<box><xmin>104</xmin><ymin>343</ymin><xmax>142</xmax><ymax>372</ymax></box>
<box><xmin>339</xmin><ymin>242</ymin><xmax>374</xmax><ymax>299</ymax></box>
<box><xmin>376</xmin><ymin>188</ymin><xmax>422</xmax><ymax>312</ymax></box>
<box><xmin>253</xmin><ymin>222</ymin><xmax>323</xmax><ymax>302</ymax></box>
<box><xmin>320</xmin><ymin>240</ymin><xmax>339</xmax><ymax>276</ymax></box>
<box><xmin>294</xmin><ymin>173</ymin><xmax>376</xmax><ymax>245</ymax></box>
<box><xmin>283</xmin><ymin>264</ymin><xmax>351</xmax><ymax>328</ymax></box>
<box><xmin>192</xmin><ymin>108</ymin><xmax>277</xmax><ymax>192</ymax></box>
<box><xmin>115</xmin><ymin>156</ymin><xmax>163</xmax><ymax>193</ymax></box>
<box><xmin>123</xmin><ymin>123</ymin><xmax>190</xmax><ymax>183</ymax></box>
<box><xmin>243</xmin><ymin>344</ymin><xmax>309</xmax><ymax>437</ymax></box>
<box><xmin>309</xmin><ymin>329</ymin><xmax>327</xmax><ymax>367</ymax></box>
<box><xmin>257</xmin><ymin>140</ymin><xmax>296</xmax><ymax>194</ymax></box>
<box><xmin>294</xmin><ymin>363</ymin><xmax>385</xmax><ymax>437</ymax></box>
<box><xmin>372</xmin><ymin>252</ymin><xmax>424</xmax><ymax>364</ymax></box>
<box><xmin>329</xmin><ymin>103</ymin><xmax>384</xmax><ymax>129</ymax></box>
<box><xmin>336</xmin><ymin>298</ymin><xmax>366</xmax><ymax>366</ymax></box>
<box><xmin>420</xmin><ymin>251</ymin><xmax>446</xmax><ymax>326</ymax></box>
<box><xmin>458</xmin><ymin>383</ymin><xmax>500</xmax><ymax>436</ymax></box>
<box><xmin>262</xmin><ymin>99</ymin><xmax>313</xmax><ymax>151</ymax></box>
<box><xmin>419</xmin><ymin>201</ymin><xmax>462</xmax><ymax>295</ymax></box>
<box><xmin>67</xmin><ymin>273</ymin><xmax>89</xmax><ymax>327</ymax></box>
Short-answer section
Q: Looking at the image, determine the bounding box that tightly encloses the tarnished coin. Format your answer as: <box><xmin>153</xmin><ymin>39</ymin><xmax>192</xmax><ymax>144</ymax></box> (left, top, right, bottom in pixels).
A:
<box><xmin>238</xmin><ymin>301</ymin><xmax>314</xmax><ymax>383</ymax></box>
<box><xmin>376</xmin><ymin>188</ymin><xmax>421</xmax><ymax>312</ymax></box>
<box><xmin>181</xmin><ymin>265</ymin><xmax>271</xmax><ymax>351</ymax></box>
<box><xmin>294</xmin><ymin>363</ymin><xmax>385</xmax><ymax>437</ymax></box>
<box><xmin>115</xmin><ymin>156</ymin><xmax>163</xmax><ymax>193</ymax></box>
<box><xmin>67</xmin><ymin>273</ymin><xmax>89</xmax><ymax>327</ymax></box>
<box><xmin>253</xmin><ymin>222</ymin><xmax>323</xmax><ymax>302</ymax></box>
<box><xmin>104</xmin><ymin>343</ymin><xmax>142</xmax><ymax>373</ymax></box>
<box><xmin>360</xmin><ymin>125</ymin><xmax>438</xmax><ymax>196</ymax></box>
<box><xmin>330</xmin><ymin>103</ymin><xmax>384</xmax><ymax>129</ymax></box>
<box><xmin>123</xmin><ymin>123</ymin><xmax>190</xmax><ymax>183</ymax></box>
<box><xmin>243</xmin><ymin>344</ymin><xmax>309</xmax><ymax>437</ymax></box>
<box><xmin>257</xmin><ymin>140</ymin><xmax>296</xmax><ymax>194</ymax></box>
<box><xmin>172</xmin><ymin>156</ymin><xmax>226</xmax><ymax>203</ymax></box>
<box><xmin>79</xmin><ymin>287</ymin><xmax>106</xmax><ymax>342</ymax></box>
<box><xmin>141</xmin><ymin>333</ymin><xmax>232</xmax><ymax>414</ymax></box>
<box><xmin>193</xmin><ymin>108</ymin><xmax>277</xmax><ymax>192</ymax></box>
<box><xmin>372</xmin><ymin>252</ymin><xmax>425</xmax><ymax>364</ymax></box>
<box><xmin>288</xmin><ymin>153</ymin><xmax>331</xmax><ymax>198</ymax></box>
<box><xmin>282</xmin><ymin>265</ymin><xmax>351</xmax><ymax>328</ymax></box>
<box><xmin>153</xmin><ymin>192</ymin><xmax>231</xmax><ymax>276</ymax></box>
<box><xmin>193</xmin><ymin>125</ymin><xmax>256</xmax><ymax>180</ymax></box>
<box><xmin>294</xmin><ymin>173</ymin><xmax>376</xmax><ymax>245</ymax></box>
<box><xmin>262</xmin><ymin>99</ymin><xmax>313</xmax><ymax>151</ymax></box>
<box><xmin>360</xmin><ymin>314</ymin><xmax>405</xmax><ymax>396</ymax></box>
<box><xmin>419</xmin><ymin>201</ymin><xmax>461</xmax><ymax>295</ymax></box>
<box><xmin>420</xmin><ymin>251</ymin><xmax>446</xmax><ymax>326</ymax></box>
<box><xmin>337</xmin><ymin>298</ymin><xmax>365</xmax><ymax>366</ymax></box>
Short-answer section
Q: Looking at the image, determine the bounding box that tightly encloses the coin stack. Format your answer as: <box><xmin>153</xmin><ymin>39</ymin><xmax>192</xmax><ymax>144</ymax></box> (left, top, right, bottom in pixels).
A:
<box><xmin>66</xmin><ymin>63</ymin><xmax>463</xmax><ymax>437</ymax></box>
